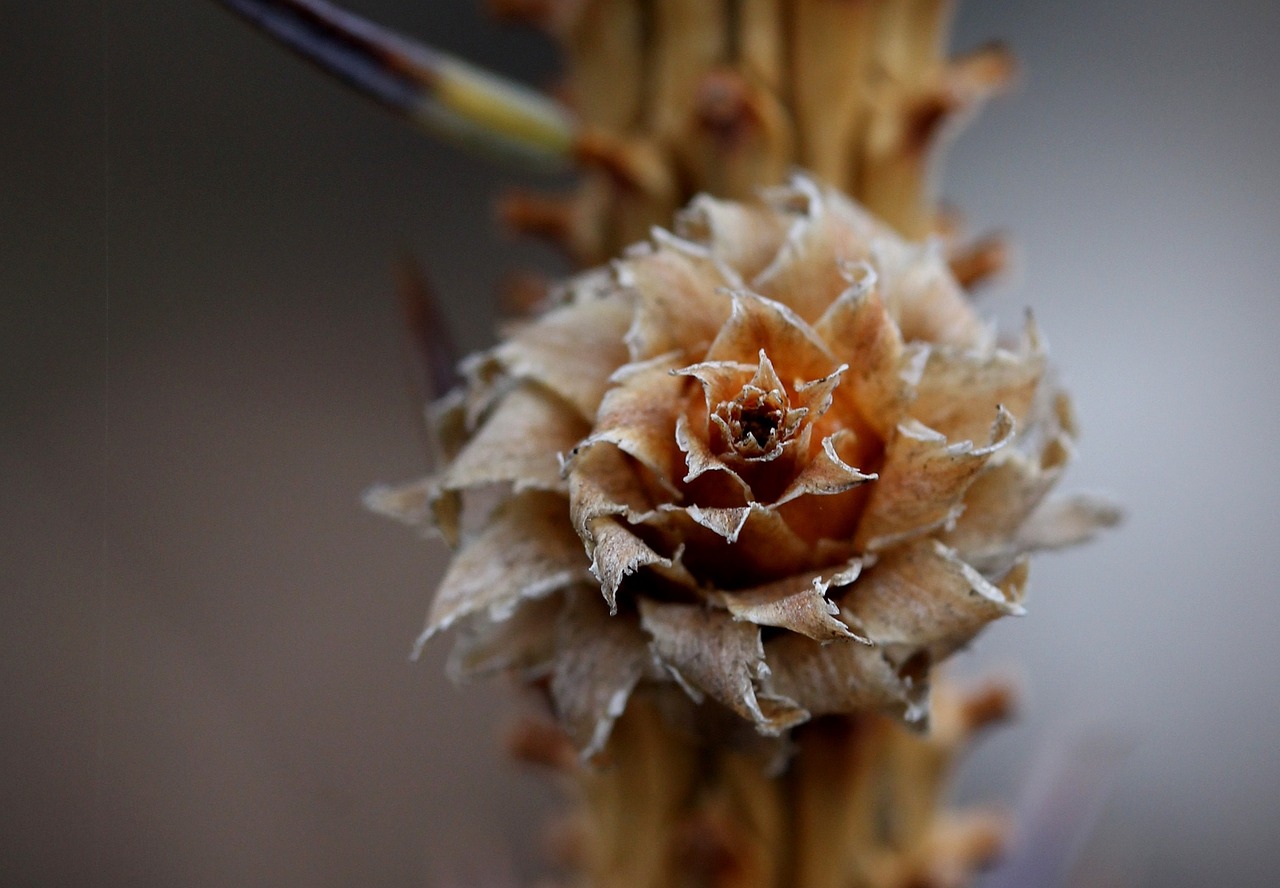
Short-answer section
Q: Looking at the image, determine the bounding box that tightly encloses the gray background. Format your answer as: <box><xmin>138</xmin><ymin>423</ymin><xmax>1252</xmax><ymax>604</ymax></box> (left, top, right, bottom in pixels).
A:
<box><xmin>4</xmin><ymin>1</ymin><xmax>1278</xmax><ymax>885</ymax></box>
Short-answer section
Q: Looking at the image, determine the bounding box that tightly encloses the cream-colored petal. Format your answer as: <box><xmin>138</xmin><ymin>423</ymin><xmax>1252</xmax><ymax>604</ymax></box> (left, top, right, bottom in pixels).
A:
<box><xmin>674</xmin><ymin>413</ymin><xmax>753</xmax><ymax>500</ymax></box>
<box><xmin>674</xmin><ymin>359</ymin><xmax>757</xmax><ymax>422</ymax></box>
<box><xmin>872</xmin><ymin>237</ymin><xmax>987</xmax><ymax>347</ymax></box>
<box><xmin>717</xmin><ymin>560</ymin><xmax>866</xmax><ymax>642</ymax></box>
<box><xmin>444</xmin><ymin>591</ymin><xmax>562</xmax><ymax>682</ymax></box>
<box><xmin>495</xmin><ymin>295</ymin><xmax>633</xmax><ymax>420</ymax></box>
<box><xmin>430</xmin><ymin>489</ymin><xmax>463</xmax><ymax>547</ymax></box>
<box><xmin>568</xmin><ymin>440</ymin><xmax>658</xmax><ymax>529</ymax></box>
<box><xmin>748</xmin><ymin>348</ymin><xmax>786</xmax><ymax>394</ymax></box>
<box><xmin>553</xmin><ymin>264</ymin><xmax>619</xmax><ymax>309</ymax></box>
<box><xmin>753</xmin><ymin>177</ymin><xmax>881</xmax><ymax>323</ymax></box>
<box><xmin>773</xmin><ymin>431</ymin><xmax>876</xmax><ymax>508</ymax></box>
<box><xmin>363</xmin><ymin>476</ymin><xmax>433</xmax><ymax>528</ymax></box>
<box><xmin>617</xmin><ymin>232</ymin><xmax>735</xmax><ymax>362</ymax></box>
<box><xmin>550</xmin><ymin>586</ymin><xmax>656</xmax><ymax>759</ymax></box>
<box><xmin>412</xmin><ymin>382</ymin><xmax>588</xmax><ymax>546</ymax></box>
<box><xmin>584</xmin><ymin>354</ymin><xmax>690</xmax><ymax>491</ymax></box>
<box><xmin>910</xmin><ymin>323</ymin><xmax>1045</xmax><ymax>445</ymax></box>
<box><xmin>676</xmin><ymin>193</ymin><xmax>790</xmax><ymax>283</ymax></box>
<box><xmin>703</xmin><ymin>290</ymin><xmax>838</xmax><ymax>382</ymax></box>
<box><xmin>454</xmin><ymin>352</ymin><xmax>510</xmax><ymax>431</ymax></box>
<box><xmin>639</xmin><ymin>599</ymin><xmax>808</xmax><ymax>735</ymax></box>
<box><xmin>678</xmin><ymin>503</ymin><xmax>758</xmax><ymax>543</ymax></box>
<box><xmin>761</xmin><ymin>632</ymin><xmax>926</xmax><ymax>724</ymax></box>
<box><xmin>791</xmin><ymin>362</ymin><xmax>846</xmax><ymax>423</ymax></box>
<box><xmin>941</xmin><ymin>436</ymin><xmax>1071</xmax><ymax>564</ymax></box>
<box><xmin>567</xmin><ymin>441</ymin><xmax>672</xmax><ymax>612</ymax></box>
<box><xmin>1016</xmin><ymin>493</ymin><xmax>1124</xmax><ymax>554</ymax></box>
<box><xmin>439</xmin><ymin>383</ymin><xmax>590</xmax><ymax>497</ymax></box>
<box><xmin>417</xmin><ymin>491</ymin><xmax>587</xmax><ymax>643</ymax></box>
<box><xmin>842</xmin><ymin>539</ymin><xmax>1024</xmax><ymax>669</ymax></box>
<box><xmin>855</xmin><ymin>410</ymin><xmax>1014</xmax><ymax>552</ymax></box>
<box><xmin>817</xmin><ymin>179</ymin><xmax>887</xmax><ymax>244</ymax></box>
<box><xmin>585</xmin><ymin>515</ymin><xmax>673</xmax><ymax>613</ymax></box>
<box><xmin>567</xmin><ymin>437</ymin><xmax>680</xmax><ymax>611</ymax></box>
<box><xmin>812</xmin><ymin>264</ymin><xmax>918</xmax><ymax>439</ymax></box>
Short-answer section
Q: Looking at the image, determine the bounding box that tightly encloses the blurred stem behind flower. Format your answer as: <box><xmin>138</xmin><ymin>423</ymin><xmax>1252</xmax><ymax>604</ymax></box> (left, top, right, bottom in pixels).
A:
<box><xmin>216</xmin><ymin>0</ymin><xmax>1014</xmax><ymax>271</ymax></box>
<box><xmin>217</xmin><ymin>2</ymin><xmax>1119</xmax><ymax>887</ymax></box>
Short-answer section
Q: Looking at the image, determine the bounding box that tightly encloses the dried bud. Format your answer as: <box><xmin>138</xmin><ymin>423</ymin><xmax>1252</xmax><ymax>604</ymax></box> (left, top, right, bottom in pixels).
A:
<box><xmin>374</xmin><ymin>174</ymin><xmax>1117</xmax><ymax>757</ymax></box>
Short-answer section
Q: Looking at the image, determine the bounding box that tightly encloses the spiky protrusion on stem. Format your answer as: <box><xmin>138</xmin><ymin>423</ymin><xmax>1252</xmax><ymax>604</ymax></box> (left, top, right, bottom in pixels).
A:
<box><xmin>510</xmin><ymin>681</ymin><xmax>1014</xmax><ymax>888</ymax></box>
<box><xmin>216</xmin><ymin>0</ymin><xmax>1014</xmax><ymax>282</ymax></box>
<box><xmin>491</xmin><ymin>0</ymin><xmax>1015</xmax><ymax>264</ymax></box>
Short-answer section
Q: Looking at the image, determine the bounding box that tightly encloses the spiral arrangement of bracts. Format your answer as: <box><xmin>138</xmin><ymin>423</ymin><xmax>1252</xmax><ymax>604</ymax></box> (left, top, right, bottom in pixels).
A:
<box><xmin>371</xmin><ymin>175</ymin><xmax>1116</xmax><ymax>763</ymax></box>
<box><xmin>216</xmin><ymin>3</ymin><xmax>1120</xmax><ymax>885</ymax></box>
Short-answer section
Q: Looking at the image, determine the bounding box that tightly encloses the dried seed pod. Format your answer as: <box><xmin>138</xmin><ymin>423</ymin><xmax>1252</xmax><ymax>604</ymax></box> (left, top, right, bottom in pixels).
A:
<box><xmin>375</xmin><ymin>174</ymin><xmax>1118</xmax><ymax>758</ymax></box>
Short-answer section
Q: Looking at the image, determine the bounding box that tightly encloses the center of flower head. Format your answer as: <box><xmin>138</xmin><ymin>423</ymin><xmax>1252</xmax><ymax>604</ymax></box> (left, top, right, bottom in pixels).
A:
<box><xmin>707</xmin><ymin>351</ymin><xmax>807</xmax><ymax>463</ymax></box>
<box><xmin>715</xmin><ymin>385</ymin><xmax>799</xmax><ymax>459</ymax></box>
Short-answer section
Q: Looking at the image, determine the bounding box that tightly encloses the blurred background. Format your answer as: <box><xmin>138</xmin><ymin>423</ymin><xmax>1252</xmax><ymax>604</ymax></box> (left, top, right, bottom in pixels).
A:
<box><xmin>4</xmin><ymin>1</ymin><xmax>1279</xmax><ymax>885</ymax></box>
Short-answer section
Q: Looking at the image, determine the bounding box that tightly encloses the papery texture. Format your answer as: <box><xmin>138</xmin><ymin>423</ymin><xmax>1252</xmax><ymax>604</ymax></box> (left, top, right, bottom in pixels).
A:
<box><xmin>382</xmin><ymin>174</ymin><xmax>1117</xmax><ymax>755</ymax></box>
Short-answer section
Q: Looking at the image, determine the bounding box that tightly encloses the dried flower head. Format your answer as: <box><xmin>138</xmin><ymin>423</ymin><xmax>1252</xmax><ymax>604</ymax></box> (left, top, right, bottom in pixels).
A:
<box><xmin>370</xmin><ymin>173</ymin><xmax>1116</xmax><ymax>757</ymax></box>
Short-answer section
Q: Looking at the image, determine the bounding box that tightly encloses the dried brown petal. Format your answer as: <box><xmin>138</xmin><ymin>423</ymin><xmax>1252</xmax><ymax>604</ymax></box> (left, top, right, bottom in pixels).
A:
<box><xmin>842</xmin><ymin>539</ymin><xmax>1025</xmax><ymax>669</ymax></box>
<box><xmin>437</xmin><ymin>382</ymin><xmax>589</xmax><ymax>497</ymax></box>
<box><xmin>639</xmin><ymin>599</ymin><xmax>807</xmax><ymax>734</ymax></box>
<box><xmin>585</xmin><ymin>515</ymin><xmax>672</xmax><ymax>612</ymax></box>
<box><xmin>676</xmin><ymin>193</ymin><xmax>791</xmax><ymax>283</ymax></box>
<box><xmin>568</xmin><ymin>438</ymin><xmax>658</xmax><ymax>525</ymax></box>
<box><xmin>941</xmin><ymin>436</ymin><xmax>1071</xmax><ymax>569</ymax></box>
<box><xmin>657</xmin><ymin>502</ymin><xmax>843</xmax><ymax>587</ymax></box>
<box><xmin>363</xmin><ymin>476</ymin><xmax>434</xmax><ymax>528</ymax></box>
<box><xmin>585</xmin><ymin>354</ymin><xmax>689</xmax><ymax>491</ymax></box>
<box><xmin>716</xmin><ymin>560</ymin><xmax>865</xmax><ymax>642</ymax></box>
<box><xmin>1016</xmin><ymin>493</ymin><xmax>1124</xmax><ymax>554</ymax></box>
<box><xmin>911</xmin><ymin>321</ymin><xmax>1045</xmax><ymax>445</ymax></box>
<box><xmin>703</xmin><ymin>290</ymin><xmax>837</xmax><ymax>383</ymax></box>
<box><xmin>618</xmin><ymin>233</ymin><xmax>736</xmax><ymax>362</ymax></box>
<box><xmin>855</xmin><ymin>409</ymin><xmax>1014</xmax><ymax>552</ymax></box>
<box><xmin>753</xmin><ymin>178</ymin><xmax>882</xmax><ymax>322</ymax></box>
<box><xmin>674</xmin><ymin>413</ymin><xmax>753</xmax><ymax>499</ymax></box>
<box><xmin>873</xmin><ymin>238</ymin><xmax>988</xmax><ymax>347</ymax></box>
<box><xmin>552</xmin><ymin>586</ymin><xmax>656</xmax><ymax>758</ymax></box>
<box><xmin>445</xmin><ymin>590</ymin><xmax>562</xmax><ymax>682</ymax></box>
<box><xmin>813</xmin><ymin>265</ymin><xmax>924</xmax><ymax>439</ymax></box>
<box><xmin>494</xmin><ymin>295</ymin><xmax>632</xmax><ymax>420</ymax></box>
<box><xmin>773</xmin><ymin>431</ymin><xmax>876</xmax><ymax>508</ymax></box>
<box><xmin>762</xmin><ymin>632</ymin><xmax>925</xmax><ymax>723</ymax></box>
<box><xmin>418</xmin><ymin>491</ymin><xmax>587</xmax><ymax>643</ymax></box>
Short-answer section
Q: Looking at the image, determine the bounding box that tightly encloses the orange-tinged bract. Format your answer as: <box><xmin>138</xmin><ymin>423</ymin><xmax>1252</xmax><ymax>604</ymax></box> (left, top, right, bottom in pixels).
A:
<box><xmin>370</xmin><ymin>175</ymin><xmax>1117</xmax><ymax>760</ymax></box>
